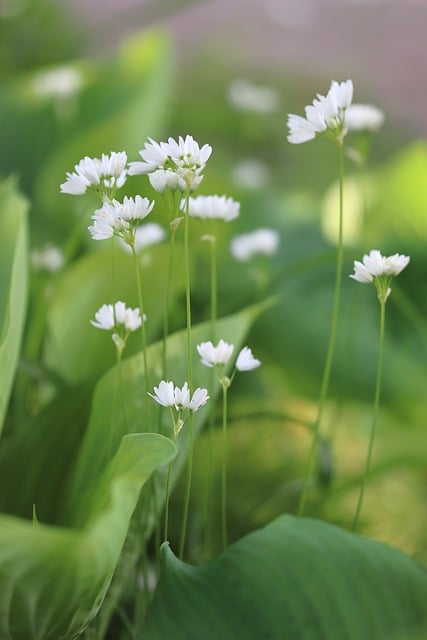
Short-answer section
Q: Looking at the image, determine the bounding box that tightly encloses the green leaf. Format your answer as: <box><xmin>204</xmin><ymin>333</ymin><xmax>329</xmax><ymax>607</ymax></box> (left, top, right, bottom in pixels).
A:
<box><xmin>142</xmin><ymin>515</ymin><xmax>427</xmax><ymax>640</ymax></box>
<box><xmin>0</xmin><ymin>432</ymin><xmax>176</xmax><ymax>640</ymax></box>
<box><xmin>0</xmin><ymin>177</ymin><xmax>29</xmax><ymax>436</ymax></box>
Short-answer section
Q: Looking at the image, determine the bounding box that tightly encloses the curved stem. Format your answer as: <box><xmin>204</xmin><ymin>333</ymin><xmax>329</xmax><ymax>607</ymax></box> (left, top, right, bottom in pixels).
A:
<box><xmin>352</xmin><ymin>299</ymin><xmax>386</xmax><ymax>531</ymax></box>
<box><xmin>298</xmin><ymin>142</ymin><xmax>345</xmax><ymax>515</ymax></box>
<box><xmin>179</xmin><ymin>411</ymin><xmax>194</xmax><ymax>559</ymax></box>
<box><xmin>221</xmin><ymin>384</ymin><xmax>229</xmax><ymax>551</ymax></box>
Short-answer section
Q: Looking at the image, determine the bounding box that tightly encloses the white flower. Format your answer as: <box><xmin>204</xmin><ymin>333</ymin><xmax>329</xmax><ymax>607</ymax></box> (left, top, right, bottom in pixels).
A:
<box><xmin>148</xmin><ymin>380</ymin><xmax>209</xmax><ymax>413</ymax></box>
<box><xmin>236</xmin><ymin>346</ymin><xmax>261</xmax><ymax>371</ymax></box>
<box><xmin>31</xmin><ymin>244</ymin><xmax>64</xmax><ymax>273</ymax></box>
<box><xmin>173</xmin><ymin>382</ymin><xmax>191</xmax><ymax>409</ymax></box>
<box><xmin>197</xmin><ymin>339</ymin><xmax>234</xmax><ymax>368</ymax></box>
<box><xmin>185</xmin><ymin>195</ymin><xmax>240</xmax><ymax>222</ymax></box>
<box><xmin>129</xmin><ymin>135</ymin><xmax>212</xmax><ymax>193</ymax></box>
<box><xmin>88</xmin><ymin>195</ymin><xmax>154</xmax><ymax>242</ymax></box>
<box><xmin>231</xmin><ymin>159</ymin><xmax>270</xmax><ymax>190</ymax></box>
<box><xmin>346</xmin><ymin>104</ymin><xmax>385</xmax><ymax>132</ymax></box>
<box><xmin>287</xmin><ymin>79</ymin><xmax>353</xmax><ymax>144</ymax></box>
<box><xmin>148</xmin><ymin>380</ymin><xmax>176</xmax><ymax>407</ymax></box>
<box><xmin>227</xmin><ymin>78</ymin><xmax>279</xmax><ymax>113</ymax></box>
<box><xmin>188</xmin><ymin>387</ymin><xmax>210</xmax><ymax>411</ymax></box>
<box><xmin>60</xmin><ymin>151</ymin><xmax>128</xmax><ymax>196</ymax></box>
<box><xmin>120</xmin><ymin>223</ymin><xmax>166</xmax><ymax>253</ymax></box>
<box><xmin>91</xmin><ymin>301</ymin><xmax>143</xmax><ymax>331</ymax></box>
<box><xmin>230</xmin><ymin>228</ymin><xmax>279</xmax><ymax>262</ymax></box>
<box><xmin>350</xmin><ymin>249</ymin><xmax>410</xmax><ymax>302</ymax></box>
<box><xmin>32</xmin><ymin>65</ymin><xmax>83</xmax><ymax>99</ymax></box>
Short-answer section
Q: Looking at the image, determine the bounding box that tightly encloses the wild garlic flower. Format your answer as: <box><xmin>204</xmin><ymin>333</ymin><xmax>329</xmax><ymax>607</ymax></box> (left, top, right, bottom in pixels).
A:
<box><xmin>91</xmin><ymin>300</ymin><xmax>145</xmax><ymax>353</ymax></box>
<box><xmin>230</xmin><ymin>228</ymin><xmax>279</xmax><ymax>262</ymax></box>
<box><xmin>235</xmin><ymin>346</ymin><xmax>261</xmax><ymax>371</ymax></box>
<box><xmin>350</xmin><ymin>249</ymin><xmax>410</xmax><ymax>303</ymax></box>
<box><xmin>148</xmin><ymin>380</ymin><xmax>209</xmax><ymax>438</ymax></box>
<box><xmin>129</xmin><ymin>135</ymin><xmax>212</xmax><ymax>193</ymax></box>
<box><xmin>346</xmin><ymin>104</ymin><xmax>385</xmax><ymax>132</ymax></box>
<box><xmin>88</xmin><ymin>195</ymin><xmax>154</xmax><ymax>245</ymax></box>
<box><xmin>184</xmin><ymin>195</ymin><xmax>240</xmax><ymax>222</ymax></box>
<box><xmin>31</xmin><ymin>244</ymin><xmax>64</xmax><ymax>273</ymax></box>
<box><xmin>197</xmin><ymin>340</ymin><xmax>261</xmax><ymax>387</ymax></box>
<box><xmin>287</xmin><ymin>79</ymin><xmax>353</xmax><ymax>144</ymax></box>
<box><xmin>60</xmin><ymin>151</ymin><xmax>128</xmax><ymax>196</ymax></box>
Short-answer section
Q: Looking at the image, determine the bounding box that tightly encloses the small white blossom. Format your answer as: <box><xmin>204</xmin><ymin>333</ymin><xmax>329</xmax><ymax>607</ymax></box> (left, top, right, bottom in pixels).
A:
<box><xmin>129</xmin><ymin>135</ymin><xmax>212</xmax><ymax>193</ymax></box>
<box><xmin>227</xmin><ymin>78</ymin><xmax>279</xmax><ymax>113</ymax></box>
<box><xmin>148</xmin><ymin>381</ymin><xmax>209</xmax><ymax>413</ymax></box>
<box><xmin>188</xmin><ymin>387</ymin><xmax>210</xmax><ymax>411</ymax></box>
<box><xmin>197</xmin><ymin>339</ymin><xmax>234</xmax><ymax>368</ymax></box>
<box><xmin>32</xmin><ymin>65</ymin><xmax>83</xmax><ymax>99</ymax></box>
<box><xmin>88</xmin><ymin>195</ymin><xmax>154</xmax><ymax>243</ymax></box>
<box><xmin>287</xmin><ymin>79</ymin><xmax>353</xmax><ymax>144</ymax></box>
<box><xmin>346</xmin><ymin>104</ymin><xmax>384</xmax><ymax>132</ymax></box>
<box><xmin>236</xmin><ymin>346</ymin><xmax>261</xmax><ymax>371</ymax></box>
<box><xmin>31</xmin><ymin>244</ymin><xmax>64</xmax><ymax>273</ymax></box>
<box><xmin>60</xmin><ymin>151</ymin><xmax>128</xmax><ymax>196</ymax></box>
<box><xmin>185</xmin><ymin>195</ymin><xmax>240</xmax><ymax>222</ymax></box>
<box><xmin>350</xmin><ymin>249</ymin><xmax>410</xmax><ymax>302</ymax></box>
<box><xmin>91</xmin><ymin>301</ymin><xmax>144</xmax><ymax>331</ymax></box>
<box><xmin>148</xmin><ymin>380</ymin><xmax>176</xmax><ymax>407</ymax></box>
<box><xmin>120</xmin><ymin>223</ymin><xmax>166</xmax><ymax>253</ymax></box>
<box><xmin>230</xmin><ymin>228</ymin><xmax>279</xmax><ymax>262</ymax></box>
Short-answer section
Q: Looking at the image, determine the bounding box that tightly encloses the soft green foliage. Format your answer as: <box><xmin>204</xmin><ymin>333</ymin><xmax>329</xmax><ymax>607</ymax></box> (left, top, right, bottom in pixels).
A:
<box><xmin>143</xmin><ymin>515</ymin><xmax>427</xmax><ymax>640</ymax></box>
<box><xmin>0</xmin><ymin>177</ymin><xmax>29</xmax><ymax>436</ymax></box>
<box><xmin>0</xmin><ymin>433</ymin><xmax>175</xmax><ymax>640</ymax></box>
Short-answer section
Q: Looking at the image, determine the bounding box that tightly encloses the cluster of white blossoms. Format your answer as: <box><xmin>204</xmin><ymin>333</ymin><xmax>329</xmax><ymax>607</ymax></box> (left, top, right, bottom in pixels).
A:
<box><xmin>185</xmin><ymin>195</ymin><xmax>240</xmax><ymax>222</ymax></box>
<box><xmin>129</xmin><ymin>135</ymin><xmax>212</xmax><ymax>194</ymax></box>
<box><xmin>60</xmin><ymin>151</ymin><xmax>128</xmax><ymax>196</ymax></box>
<box><xmin>197</xmin><ymin>339</ymin><xmax>261</xmax><ymax>387</ymax></box>
<box><xmin>287</xmin><ymin>79</ymin><xmax>353</xmax><ymax>144</ymax></box>
<box><xmin>350</xmin><ymin>249</ymin><xmax>410</xmax><ymax>303</ymax></box>
<box><xmin>91</xmin><ymin>300</ymin><xmax>144</xmax><ymax>353</ymax></box>
<box><xmin>231</xmin><ymin>228</ymin><xmax>279</xmax><ymax>262</ymax></box>
<box><xmin>148</xmin><ymin>380</ymin><xmax>209</xmax><ymax>438</ymax></box>
<box><xmin>88</xmin><ymin>195</ymin><xmax>154</xmax><ymax>244</ymax></box>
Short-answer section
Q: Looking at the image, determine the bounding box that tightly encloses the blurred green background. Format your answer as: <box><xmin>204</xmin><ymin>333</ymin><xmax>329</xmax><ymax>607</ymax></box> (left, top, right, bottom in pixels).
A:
<box><xmin>1</xmin><ymin>0</ymin><xmax>426</xmax><ymax>565</ymax></box>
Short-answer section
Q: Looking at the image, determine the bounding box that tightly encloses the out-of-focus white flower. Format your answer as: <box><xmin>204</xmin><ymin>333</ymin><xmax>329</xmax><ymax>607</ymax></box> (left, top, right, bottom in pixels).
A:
<box><xmin>197</xmin><ymin>339</ymin><xmax>234</xmax><ymax>368</ymax></box>
<box><xmin>88</xmin><ymin>195</ymin><xmax>154</xmax><ymax>243</ymax></box>
<box><xmin>60</xmin><ymin>152</ymin><xmax>128</xmax><ymax>196</ymax></box>
<box><xmin>185</xmin><ymin>195</ymin><xmax>240</xmax><ymax>222</ymax></box>
<box><xmin>120</xmin><ymin>222</ymin><xmax>166</xmax><ymax>253</ymax></box>
<box><xmin>231</xmin><ymin>159</ymin><xmax>270</xmax><ymax>190</ymax></box>
<box><xmin>31</xmin><ymin>244</ymin><xmax>64</xmax><ymax>273</ymax></box>
<box><xmin>287</xmin><ymin>79</ymin><xmax>353</xmax><ymax>144</ymax></box>
<box><xmin>236</xmin><ymin>346</ymin><xmax>261</xmax><ymax>371</ymax></box>
<box><xmin>227</xmin><ymin>78</ymin><xmax>280</xmax><ymax>113</ymax></box>
<box><xmin>346</xmin><ymin>104</ymin><xmax>385</xmax><ymax>132</ymax></box>
<box><xmin>350</xmin><ymin>249</ymin><xmax>410</xmax><ymax>302</ymax></box>
<box><xmin>129</xmin><ymin>135</ymin><xmax>212</xmax><ymax>193</ymax></box>
<box><xmin>91</xmin><ymin>301</ymin><xmax>144</xmax><ymax>332</ymax></box>
<box><xmin>231</xmin><ymin>228</ymin><xmax>279</xmax><ymax>262</ymax></box>
<box><xmin>32</xmin><ymin>65</ymin><xmax>84</xmax><ymax>99</ymax></box>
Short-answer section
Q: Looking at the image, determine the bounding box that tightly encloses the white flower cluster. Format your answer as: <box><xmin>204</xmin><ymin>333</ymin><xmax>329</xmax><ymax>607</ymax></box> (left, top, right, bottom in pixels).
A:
<box><xmin>197</xmin><ymin>339</ymin><xmax>261</xmax><ymax>372</ymax></box>
<box><xmin>231</xmin><ymin>228</ymin><xmax>279</xmax><ymax>262</ymax></box>
<box><xmin>60</xmin><ymin>151</ymin><xmax>128</xmax><ymax>196</ymax></box>
<box><xmin>350</xmin><ymin>249</ymin><xmax>410</xmax><ymax>302</ymax></box>
<box><xmin>287</xmin><ymin>79</ymin><xmax>353</xmax><ymax>144</ymax></box>
<box><xmin>129</xmin><ymin>135</ymin><xmax>212</xmax><ymax>193</ymax></box>
<box><xmin>185</xmin><ymin>195</ymin><xmax>240</xmax><ymax>222</ymax></box>
<box><xmin>149</xmin><ymin>380</ymin><xmax>209</xmax><ymax>412</ymax></box>
<box><xmin>91</xmin><ymin>300</ymin><xmax>144</xmax><ymax>353</ymax></box>
<box><xmin>88</xmin><ymin>195</ymin><xmax>154</xmax><ymax>243</ymax></box>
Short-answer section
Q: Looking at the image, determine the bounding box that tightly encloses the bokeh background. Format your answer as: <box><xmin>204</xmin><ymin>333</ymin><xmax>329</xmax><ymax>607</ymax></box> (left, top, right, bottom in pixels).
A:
<box><xmin>1</xmin><ymin>0</ymin><xmax>426</xmax><ymax>563</ymax></box>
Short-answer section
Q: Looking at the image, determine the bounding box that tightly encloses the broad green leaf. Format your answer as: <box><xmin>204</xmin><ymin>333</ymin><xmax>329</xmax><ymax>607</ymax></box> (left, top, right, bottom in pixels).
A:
<box><xmin>0</xmin><ymin>177</ymin><xmax>29</xmax><ymax>436</ymax></box>
<box><xmin>142</xmin><ymin>515</ymin><xmax>427</xmax><ymax>640</ymax></box>
<box><xmin>0</xmin><ymin>432</ymin><xmax>175</xmax><ymax>640</ymax></box>
<box><xmin>43</xmin><ymin>243</ymin><xmax>185</xmax><ymax>384</ymax></box>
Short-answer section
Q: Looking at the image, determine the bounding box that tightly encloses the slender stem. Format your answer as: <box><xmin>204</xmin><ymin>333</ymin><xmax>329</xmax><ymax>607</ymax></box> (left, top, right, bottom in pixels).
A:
<box><xmin>163</xmin><ymin>463</ymin><xmax>172</xmax><ymax>542</ymax></box>
<box><xmin>179</xmin><ymin>193</ymin><xmax>194</xmax><ymax>559</ymax></box>
<box><xmin>298</xmin><ymin>142</ymin><xmax>345</xmax><ymax>515</ymax></box>
<box><xmin>162</xmin><ymin>231</ymin><xmax>176</xmax><ymax>379</ymax></box>
<box><xmin>131</xmin><ymin>245</ymin><xmax>150</xmax><ymax>394</ymax></box>
<box><xmin>221</xmin><ymin>384</ymin><xmax>229</xmax><ymax>551</ymax></box>
<box><xmin>210</xmin><ymin>236</ymin><xmax>217</xmax><ymax>340</ymax></box>
<box><xmin>352</xmin><ymin>299</ymin><xmax>386</xmax><ymax>531</ymax></box>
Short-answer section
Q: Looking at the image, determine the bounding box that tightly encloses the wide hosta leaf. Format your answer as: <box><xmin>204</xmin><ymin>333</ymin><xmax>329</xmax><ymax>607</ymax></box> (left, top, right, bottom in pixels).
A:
<box><xmin>0</xmin><ymin>433</ymin><xmax>175</xmax><ymax>640</ymax></box>
<box><xmin>0</xmin><ymin>177</ymin><xmax>29</xmax><ymax>436</ymax></box>
<box><xmin>142</xmin><ymin>515</ymin><xmax>427</xmax><ymax>640</ymax></box>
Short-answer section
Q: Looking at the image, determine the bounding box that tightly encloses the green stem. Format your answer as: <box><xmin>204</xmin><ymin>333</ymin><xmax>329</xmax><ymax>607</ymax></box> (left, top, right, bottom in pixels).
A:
<box><xmin>298</xmin><ymin>141</ymin><xmax>345</xmax><ymax>516</ymax></box>
<box><xmin>163</xmin><ymin>463</ymin><xmax>172</xmax><ymax>542</ymax></box>
<box><xmin>221</xmin><ymin>384</ymin><xmax>229</xmax><ymax>551</ymax></box>
<box><xmin>210</xmin><ymin>236</ymin><xmax>217</xmax><ymax>340</ymax></box>
<box><xmin>162</xmin><ymin>231</ymin><xmax>176</xmax><ymax>379</ymax></box>
<box><xmin>352</xmin><ymin>299</ymin><xmax>386</xmax><ymax>531</ymax></box>
<box><xmin>131</xmin><ymin>245</ymin><xmax>149</xmax><ymax>394</ymax></box>
<box><xmin>179</xmin><ymin>193</ymin><xmax>194</xmax><ymax>559</ymax></box>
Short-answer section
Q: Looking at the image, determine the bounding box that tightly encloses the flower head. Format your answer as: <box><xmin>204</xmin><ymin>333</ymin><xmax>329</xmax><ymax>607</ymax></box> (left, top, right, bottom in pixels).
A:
<box><xmin>236</xmin><ymin>346</ymin><xmax>261</xmax><ymax>371</ymax></box>
<box><xmin>350</xmin><ymin>249</ymin><xmax>410</xmax><ymax>303</ymax></box>
<box><xmin>148</xmin><ymin>380</ymin><xmax>209</xmax><ymax>437</ymax></box>
<box><xmin>60</xmin><ymin>151</ymin><xmax>128</xmax><ymax>196</ymax></box>
<box><xmin>287</xmin><ymin>79</ymin><xmax>353</xmax><ymax>144</ymax></box>
<box><xmin>184</xmin><ymin>195</ymin><xmax>240</xmax><ymax>222</ymax></box>
<box><xmin>231</xmin><ymin>228</ymin><xmax>279</xmax><ymax>262</ymax></box>
<box><xmin>88</xmin><ymin>195</ymin><xmax>154</xmax><ymax>245</ymax></box>
<box><xmin>129</xmin><ymin>135</ymin><xmax>212</xmax><ymax>193</ymax></box>
<box><xmin>197</xmin><ymin>339</ymin><xmax>234</xmax><ymax>368</ymax></box>
<box><xmin>91</xmin><ymin>300</ymin><xmax>145</xmax><ymax>353</ymax></box>
<box><xmin>346</xmin><ymin>104</ymin><xmax>384</xmax><ymax>132</ymax></box>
